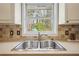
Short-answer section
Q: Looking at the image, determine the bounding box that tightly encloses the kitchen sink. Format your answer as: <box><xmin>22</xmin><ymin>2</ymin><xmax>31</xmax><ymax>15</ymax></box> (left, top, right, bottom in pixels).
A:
<box><xmin>12</xmin><ymin>40</ymin><xmax>66</xmax><ymax>51</ymax></box>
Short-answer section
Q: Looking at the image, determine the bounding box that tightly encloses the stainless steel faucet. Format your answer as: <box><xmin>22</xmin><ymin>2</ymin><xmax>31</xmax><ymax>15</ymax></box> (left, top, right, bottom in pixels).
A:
<box><xmin>38</xmin><ymin>32</ymin><xmax>48</xmax><ymax>41</ymax></box>
<box><xmin>38</xmin><ymin>32</ymin><xmax>41</xmax><ymax>41</ymax></box>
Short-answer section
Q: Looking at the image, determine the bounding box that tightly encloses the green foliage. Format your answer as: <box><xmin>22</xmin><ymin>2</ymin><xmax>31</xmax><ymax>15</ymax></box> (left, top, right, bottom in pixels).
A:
<box><xmin>35</xmin><ymin>22</ymin><xmax>46</xmax><ymax>31</ymax></box>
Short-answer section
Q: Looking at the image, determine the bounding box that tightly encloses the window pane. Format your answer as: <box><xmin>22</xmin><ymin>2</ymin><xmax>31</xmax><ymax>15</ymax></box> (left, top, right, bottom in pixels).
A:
<box><xmin>25</xmin><ymin>4</ymin><xmax>53</xmax><ymax>32</ymax></box>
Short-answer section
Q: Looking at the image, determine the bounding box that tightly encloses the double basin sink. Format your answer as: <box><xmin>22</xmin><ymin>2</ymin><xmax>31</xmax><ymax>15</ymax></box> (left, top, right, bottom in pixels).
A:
<box><xmin>12</xmin><ymin>40</ymin><xmax>66</xmax><ymax>51</ymax></box>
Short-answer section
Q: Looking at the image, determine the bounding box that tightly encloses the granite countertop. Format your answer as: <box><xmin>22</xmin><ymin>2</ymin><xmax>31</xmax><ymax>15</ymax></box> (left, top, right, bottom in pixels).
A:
<box><xmin>0</xmin><ymin>40</ymin><xmax>79</xmax><ymax>55</ymax></box>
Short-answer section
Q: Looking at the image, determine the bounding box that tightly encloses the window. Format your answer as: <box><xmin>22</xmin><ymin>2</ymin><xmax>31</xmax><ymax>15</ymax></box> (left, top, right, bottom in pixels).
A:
<box><xmin>22</xmin><ymin>3</ymin><xmax>58</xmax><ymax>36</ymax></box>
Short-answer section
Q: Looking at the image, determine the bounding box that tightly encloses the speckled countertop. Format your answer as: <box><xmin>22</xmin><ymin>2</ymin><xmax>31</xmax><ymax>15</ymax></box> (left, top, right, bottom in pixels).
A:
<box><xmin>0</xmin><ymin>40</ymin><xmax>79</xmax><ymax>55</ymax></box>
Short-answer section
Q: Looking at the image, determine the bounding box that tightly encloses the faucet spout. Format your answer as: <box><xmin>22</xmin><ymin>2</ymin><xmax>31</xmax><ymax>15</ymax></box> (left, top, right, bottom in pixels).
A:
<box><xmin>38</xmin><ymin>32</ymin><xmax>41</xmax><ymax>41</ymax></box>
<box><xmin>38</xmin><ymin>32</ymin><xmax>48</xmax><ymax>41</ymax></box>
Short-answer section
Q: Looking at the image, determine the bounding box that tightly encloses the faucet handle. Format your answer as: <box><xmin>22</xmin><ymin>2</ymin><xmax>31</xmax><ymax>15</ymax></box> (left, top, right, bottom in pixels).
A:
<box><xmin>51</xmin><ymin>38</ymin><xmax>54</xmax><ymax>40</ymax></box>
<box><xmin>41</xmin><ymin>34</ymin><xmax>49</xmax><ymax>40</ymax></box>
<box><xmin>44</xmin><ymin>34</ymin><xmax>48</xmax><ymax>36</ymax></box>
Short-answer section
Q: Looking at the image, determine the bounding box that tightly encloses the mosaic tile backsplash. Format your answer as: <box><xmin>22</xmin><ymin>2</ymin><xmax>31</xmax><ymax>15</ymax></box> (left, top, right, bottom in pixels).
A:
<box><xmin>0</xmin><ymin>24</ymin><xmax>22</xmax><ymax>41</ymax></box>
<box><xmin>58</xmin><ymin>25</ymin><xmax>79</xmax><ymax>40</ymax></box>
<box><xmin>0</xmin><ymin>24</ymin><xmax>79</xmax><ymax>41</ymax></box>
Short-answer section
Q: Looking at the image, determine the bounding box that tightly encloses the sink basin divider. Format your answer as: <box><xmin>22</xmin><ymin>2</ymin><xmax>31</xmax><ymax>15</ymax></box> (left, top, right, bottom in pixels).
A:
<box><xmin>48</xmin><ymin>40</ymin><xmax>50</xmax><ymax>49</ymax></box>
<box><xmin>28</xmin><ymin>40</ymin><xmax>30</xmax><ymax>49</ymax></box>
<box><xmin>38</xmin><ymin>41</ymin><xmax>40</xmax><ymax>49</ymax></box>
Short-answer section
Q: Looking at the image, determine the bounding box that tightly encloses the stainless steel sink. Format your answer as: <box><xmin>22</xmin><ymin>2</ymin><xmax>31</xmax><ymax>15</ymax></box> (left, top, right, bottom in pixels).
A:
<box><xmin>12</xmin><ymin>40</ymin><xmax>66</xmax><ymax>51</ymax></box>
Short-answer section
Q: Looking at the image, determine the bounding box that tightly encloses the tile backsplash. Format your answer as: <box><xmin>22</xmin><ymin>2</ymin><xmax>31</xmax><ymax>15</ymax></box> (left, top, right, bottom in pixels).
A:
<box><xmin>0</xmin><ymin>24</ymin><xmax>79</xmax><ymax>41</ymax></box>
<box><xmin>58</xmin><ymin>25</ymin><xmax>79</xmax><ymax>40</ymax></box>
<box><xmin>0</xmin><ymin>24</ymin><xmax>22</xmax><ymax>41</ymax></box>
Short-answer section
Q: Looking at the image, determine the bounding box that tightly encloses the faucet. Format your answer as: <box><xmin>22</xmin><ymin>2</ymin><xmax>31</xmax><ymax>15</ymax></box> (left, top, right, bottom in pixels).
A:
<box><xmin>38</xmin><ymin>32</ymin><xmax>48</xmax><ymax>48</ymax></box>
<box><xmin>38</xmin><ymin>32</ymin><xmax>41</xmax><ymax>41</ymax></box>
<box><xmin>38</xmin><ymin>32</ymin><xmax>48</xmax><ymax>41</ymax></box>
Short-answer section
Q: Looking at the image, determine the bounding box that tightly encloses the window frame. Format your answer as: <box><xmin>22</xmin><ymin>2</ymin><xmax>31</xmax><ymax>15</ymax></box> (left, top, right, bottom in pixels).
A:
<box><xmin>22</xmin><ymin>3</ymin><xmax>58</xmax><ymax>36</ymax></box>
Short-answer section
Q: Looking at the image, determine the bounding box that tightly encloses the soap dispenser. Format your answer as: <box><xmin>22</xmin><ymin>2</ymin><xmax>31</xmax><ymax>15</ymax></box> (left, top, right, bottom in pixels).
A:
<box><xmin>70</xmin><ymin>33</ymin><xmax>76</xmax><ymax>40</ymax></box>
<box><xmin>69</xmin><ymin>27</ymin><xmax>76</xmax><ymax>40</ymax></box>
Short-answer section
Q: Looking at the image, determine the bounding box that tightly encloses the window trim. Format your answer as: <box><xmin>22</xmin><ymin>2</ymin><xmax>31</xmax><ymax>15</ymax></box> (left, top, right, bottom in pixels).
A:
<box><xmin>22</xmin><ymin>3</ymin><xmax>58</xmax><ymax>36</ymax></box>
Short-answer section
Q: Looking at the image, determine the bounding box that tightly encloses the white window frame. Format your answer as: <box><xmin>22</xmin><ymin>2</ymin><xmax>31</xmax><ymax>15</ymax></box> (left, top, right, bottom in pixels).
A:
<box><xmin>22</xmin><ymin>3</ymin><xmax>58</xmax><ymax>36</ymax></box>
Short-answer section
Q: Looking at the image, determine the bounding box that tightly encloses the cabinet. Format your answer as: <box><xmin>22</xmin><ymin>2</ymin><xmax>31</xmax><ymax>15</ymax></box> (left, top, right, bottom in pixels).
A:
<box><xmin>59</xmin><ymin>3</ymin><xmax>79</xmax><ymax>24</ymax></box>
<box><xmin>59</xmin><ymin>3</ymin><xmax>65</xmax><ymax>24</ymax></box>
<box><xmin>0</xmin><ymin>3</ymin><xmax>21</xmax><ymax>24</ymax></box>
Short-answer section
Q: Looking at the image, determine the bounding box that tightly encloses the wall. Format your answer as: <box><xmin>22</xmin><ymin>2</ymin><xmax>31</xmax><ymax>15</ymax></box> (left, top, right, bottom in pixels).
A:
<box><xmin>0</xmin><ymin>24</ymin><xmax>79</xmax><ymax>42</ymax></box>
<box><xmin>0</xmin><ymin>24</ymin><xmax>22</xmax><ymax>42</ymax></box>
<box><xmin>58</xmin><ymin>25</ymin><xmax>79</xmax><ymax>40</ymax></box>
